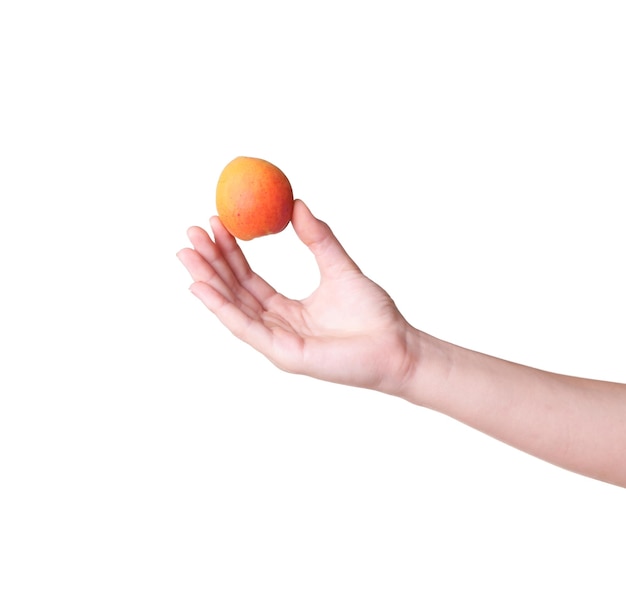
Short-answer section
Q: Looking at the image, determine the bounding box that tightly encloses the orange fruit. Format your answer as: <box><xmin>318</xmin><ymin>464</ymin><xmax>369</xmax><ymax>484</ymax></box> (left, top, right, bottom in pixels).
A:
<box><xmin>215</xmin><ymin>156</ymin><xmax>294</xmax><ymax>241</ymax></box>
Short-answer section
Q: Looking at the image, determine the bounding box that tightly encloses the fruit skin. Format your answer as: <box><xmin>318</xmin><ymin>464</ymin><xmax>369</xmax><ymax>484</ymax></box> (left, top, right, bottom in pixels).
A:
<box><xmin>215</xmin><ymin>156</ymin><xmax>294</xmax><ymax>241</ymax></box>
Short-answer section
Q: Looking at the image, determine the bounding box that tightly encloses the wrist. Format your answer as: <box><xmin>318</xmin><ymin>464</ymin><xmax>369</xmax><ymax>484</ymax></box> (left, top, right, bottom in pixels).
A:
<box><xmin>395</xmin><ymin>327</ymin><xmax>454</xmax><ymax>408</ymax></box>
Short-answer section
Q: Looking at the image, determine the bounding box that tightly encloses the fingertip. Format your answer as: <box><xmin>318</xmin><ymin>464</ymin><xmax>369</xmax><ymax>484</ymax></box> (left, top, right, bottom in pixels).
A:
<box><xmin>211</xmin><ymin>215</ymin><xmax>240</xmax><ymax>251</ymax></box>
<box><xmin>291</xmin><ymin>200</ymin><xmax>359</xmax><ymax>274</ymax></box>
<box><xmin>293</xmin><ymin>197</ymin><xmax>306</xmax><ymax>210</ymax></box>
<box><xmin>291</xmin><ymin>199</ymin><xmax>330</xmax><ymax>246</ymax></box>
<box><xmin>186</xmin><ymin>225</ymin><xmax>207</xmax><ymax>243</ymax></box>
<box><xmin>188</xmin><ymin>280</ymin><xmax>203</xmax><ymax>296</ymax></box>
<box><xmin>210</xmin><ymin>215</ymin><xmax>230</xmax><ymax>237</ymax></box>
<box><xmin>188</xmin><ymin>280</ymin><xmax>224</xmax><ymax>308</ymax></box>
<box><xmin>292</xmin><ymin>198</ymin><xmax>315</xmax><ymax>221</ymax></box>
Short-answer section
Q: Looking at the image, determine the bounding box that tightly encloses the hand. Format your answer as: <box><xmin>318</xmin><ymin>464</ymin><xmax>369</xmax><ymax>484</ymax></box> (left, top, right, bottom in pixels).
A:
<box><xmin>178</xmin><ymin>200</ymin><xmax>626</xmax><ymax>486</ymax></box>
<box><xmin>177</xmin><ymin>200</ymin><xmax>419</xmax><ymax>396</ymax></box>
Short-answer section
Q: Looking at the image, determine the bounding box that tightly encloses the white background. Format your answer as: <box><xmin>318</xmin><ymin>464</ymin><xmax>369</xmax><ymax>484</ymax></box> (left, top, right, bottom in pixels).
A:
<box><xmin>1</xmin><ymin>1</ymin><xmax>625</xmax><ymax>594</ymax></box>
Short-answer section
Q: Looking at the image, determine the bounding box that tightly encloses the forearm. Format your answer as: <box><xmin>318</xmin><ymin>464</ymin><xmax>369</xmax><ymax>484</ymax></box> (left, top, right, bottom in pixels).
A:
<box><xmin>402</xmin><ymin>329</ymin><xmax>626</xmax><ymax>487</ymax></box>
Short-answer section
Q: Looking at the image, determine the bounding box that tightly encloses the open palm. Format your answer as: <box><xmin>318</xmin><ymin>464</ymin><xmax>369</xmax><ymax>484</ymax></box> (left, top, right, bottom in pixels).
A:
<box><xmin>177</xmin><ymin>200</ymin><xmax>415</xmax><ymax>395</ymax></box>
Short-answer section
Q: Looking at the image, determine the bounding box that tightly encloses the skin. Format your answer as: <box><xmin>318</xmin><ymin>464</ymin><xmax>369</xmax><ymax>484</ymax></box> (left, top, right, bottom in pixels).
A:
<box><xmin>177</xmin><ymin>199</ymin><xmax>626</xmax><ymax>488</ymax></box>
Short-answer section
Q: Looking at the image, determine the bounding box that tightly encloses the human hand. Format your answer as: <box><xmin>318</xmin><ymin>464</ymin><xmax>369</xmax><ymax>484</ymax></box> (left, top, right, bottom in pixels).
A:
<box><xmin>177</xmin><ymin>200</ymin><xmax>420</xmax><ymax>397</ymax></box>
<box><xmin>178</xmin><ymin>199</ymin><xmax>626</xmax><ymax>486</ymax></box>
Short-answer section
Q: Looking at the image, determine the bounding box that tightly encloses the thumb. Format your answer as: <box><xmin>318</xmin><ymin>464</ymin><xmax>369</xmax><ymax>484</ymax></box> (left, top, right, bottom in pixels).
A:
<box><xmin>291</xmin><ymin>199</ymin><xmax>360</xmax><ymax>276</ymax></box>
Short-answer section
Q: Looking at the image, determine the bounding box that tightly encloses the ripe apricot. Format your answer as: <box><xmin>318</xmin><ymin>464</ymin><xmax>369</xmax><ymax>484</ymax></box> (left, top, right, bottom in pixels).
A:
<box><xmin>215</xmin><ymin>156</ymin><xmax>294</xmax><ymax>241</ymax></box>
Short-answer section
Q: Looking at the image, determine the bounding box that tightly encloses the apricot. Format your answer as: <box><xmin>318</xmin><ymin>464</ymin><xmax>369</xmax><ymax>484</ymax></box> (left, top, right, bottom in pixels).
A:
<box><xmin>215</xmin><ymin>156</ymin><xmax>294</xmax><ymax>241</ymax></box>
